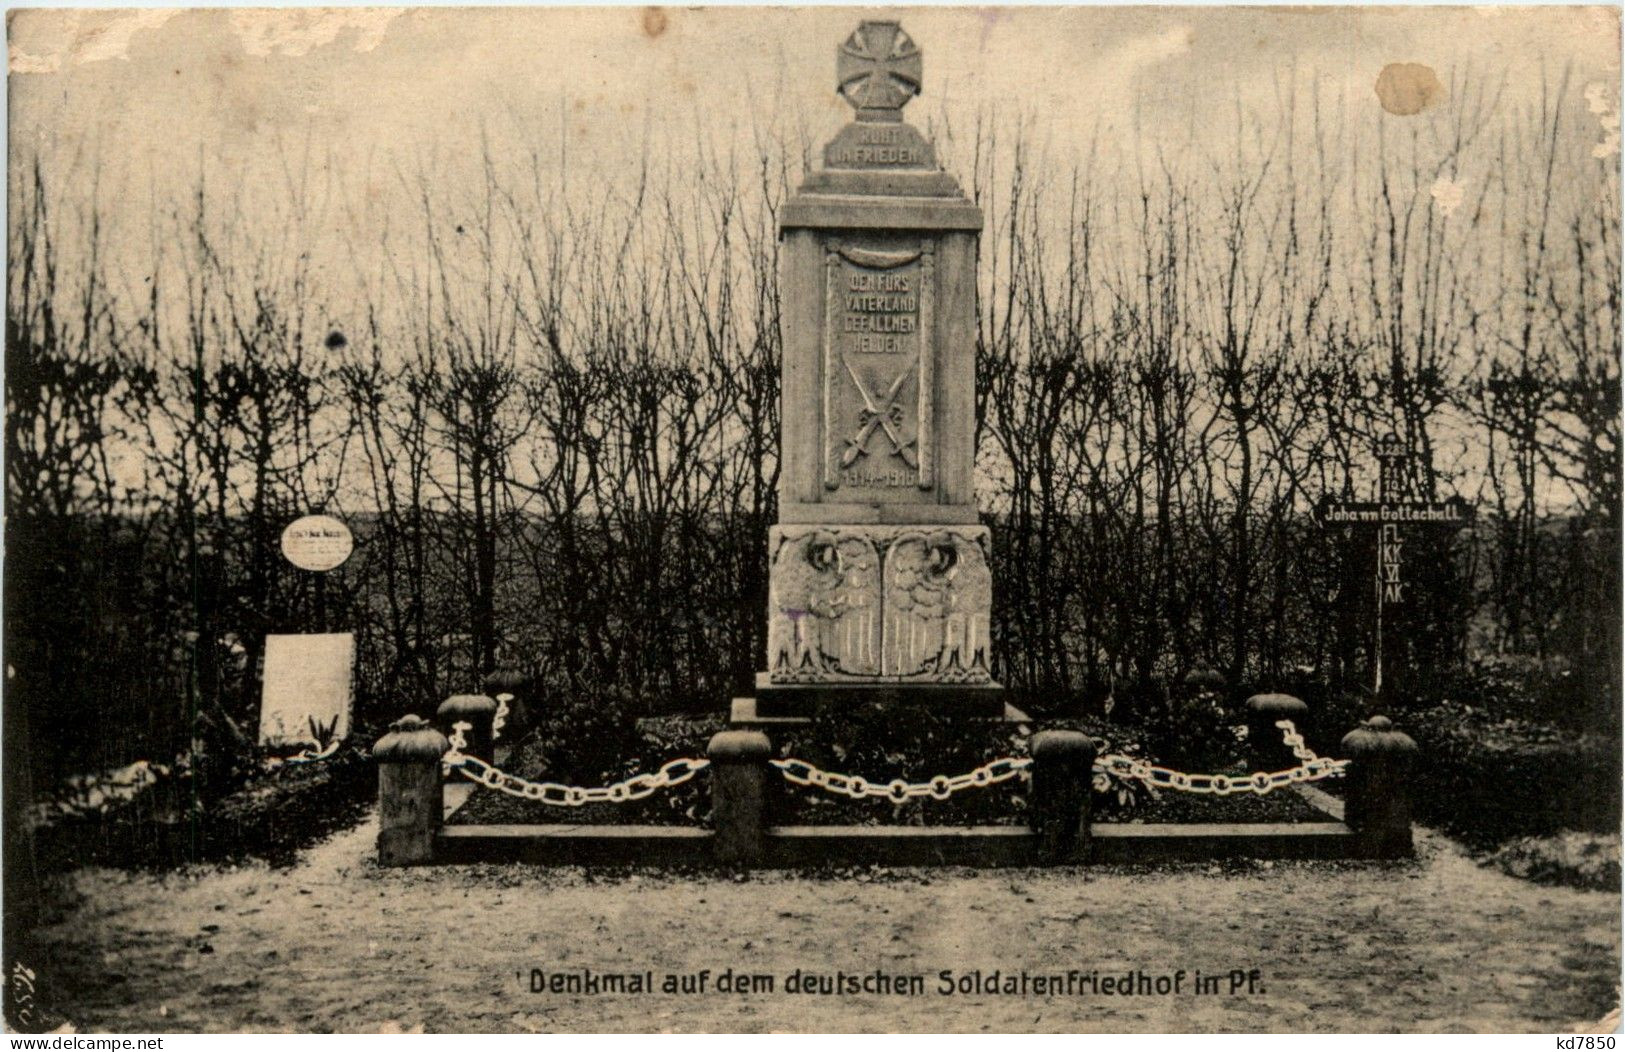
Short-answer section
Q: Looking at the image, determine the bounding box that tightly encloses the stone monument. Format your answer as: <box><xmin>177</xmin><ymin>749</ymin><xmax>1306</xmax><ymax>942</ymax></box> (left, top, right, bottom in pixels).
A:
<box><xmin>757</xmin><ymin>20</ymin><xmax>999</xmax><ymax>718</ymax></box>
<box><xmin>259</xmin><ymin>632</ymin><xmax>354</xmax><ymax>747</ymax></box>
<box><xmin>262</xmin><ymin>513</ymin><xmax>356</xmax><ymax>746</ymax></box>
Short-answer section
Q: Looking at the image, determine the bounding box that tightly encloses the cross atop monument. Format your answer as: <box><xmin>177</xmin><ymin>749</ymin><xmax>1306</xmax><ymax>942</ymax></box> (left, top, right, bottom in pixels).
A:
<box><xmin>837</xmin><ymin>20</ymin><xmax>922</xmax><ymax>120</ymax></box>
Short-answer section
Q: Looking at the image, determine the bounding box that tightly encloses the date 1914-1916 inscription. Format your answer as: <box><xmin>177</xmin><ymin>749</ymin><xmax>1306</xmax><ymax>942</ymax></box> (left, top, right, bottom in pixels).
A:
<box><xmin>841</xmin><ymin>468</ymin><xmax>914</xmax><ymax>488</ymax></box>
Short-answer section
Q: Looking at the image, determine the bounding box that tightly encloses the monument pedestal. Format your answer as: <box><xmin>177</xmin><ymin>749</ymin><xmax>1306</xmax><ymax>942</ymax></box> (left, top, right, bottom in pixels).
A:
<box><xmin>729</xmin><ymin>690</ymin><xmax>1025</xmax><ymax>732</ymax></box>
<box><xmin>751</xmin><ymin>674</ymin><xmax>1006</xmax><ymax>720</ymax></box>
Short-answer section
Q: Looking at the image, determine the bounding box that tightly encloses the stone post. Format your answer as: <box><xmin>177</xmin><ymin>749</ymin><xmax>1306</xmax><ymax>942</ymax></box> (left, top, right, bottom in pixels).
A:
<box><xmin>482</xmin><ymin>667</ymin><xmax>534</xmax><ymax>735</ymax></box>
<box><xmin>374</xmin><ymin>715</ymin><xmax>450</xmax><ymax>866</ymax></box>
<box><xmin>708</xmin><ymin>730</ymin><xmax>772</xmax><ymax>866</ymax></box>
<box><xmin>1340</xmin><ymin>715</ymin><xmax>1420</xmax><ymax>858</ymax></box>
<box><xmin>1029</xmin><ymin>730</ymin><xmax>1096</xmax><ymax>862</ymax></box>
<box><xmin>436</xmin><ymin>694</ymin><xmax>498</xmax><ymax>764</ymax></box>
<box><xmin>1182</xmin><ymin>665</ymin><xmax>1227</xmax><ymax>696</ymax></box>
<box><xmin>1244</xmin><ymin>692</ymin><xmax>1311</xmax><ymax>771</ymax></box>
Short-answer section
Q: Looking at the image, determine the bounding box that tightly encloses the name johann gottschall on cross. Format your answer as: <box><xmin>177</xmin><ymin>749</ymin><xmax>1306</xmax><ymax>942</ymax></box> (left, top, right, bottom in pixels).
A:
<box><xmin>1317</xmin><ymin>433</ymin><xmax>1476</xmax><ymax>691</ymax></box>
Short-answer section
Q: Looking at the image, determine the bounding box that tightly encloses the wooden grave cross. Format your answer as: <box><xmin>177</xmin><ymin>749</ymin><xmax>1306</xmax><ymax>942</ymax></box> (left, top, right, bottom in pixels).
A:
<box><xmin>1317</xmin><ymin>433</ymin><xmax>1475</xmax><ymax>695</ymax></box>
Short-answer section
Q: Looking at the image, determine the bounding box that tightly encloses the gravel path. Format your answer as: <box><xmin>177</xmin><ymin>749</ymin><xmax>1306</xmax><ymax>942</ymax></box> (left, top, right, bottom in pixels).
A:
<box><xmin>23</xmin><ymin>813</ymin><xmax>1620</xmax><ymax>1033</ymax></box>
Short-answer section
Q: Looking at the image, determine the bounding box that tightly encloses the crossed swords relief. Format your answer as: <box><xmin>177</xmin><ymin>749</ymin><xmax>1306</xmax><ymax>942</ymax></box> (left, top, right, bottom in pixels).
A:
<box><xmin>840</xmin><ymin>354</ymin><xmax>918</xmax><ymax>469</ymax></box>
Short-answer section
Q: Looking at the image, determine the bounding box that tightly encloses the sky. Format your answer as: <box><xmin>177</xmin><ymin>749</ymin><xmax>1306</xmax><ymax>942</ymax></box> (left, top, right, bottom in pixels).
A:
<box><xmin>8</xmin><ymin>5</ymin><xmax>1620</xmax><ymax>343</ymax></box>
<box><xmin>9</xmin><ymin>6</ymin><xmax>1620</xmax><ymax>212</ymax></box>
<box><xmin>7</xmin><ymin>6</ymin><xmax>1619</xmax><ymax>514</ymax></box>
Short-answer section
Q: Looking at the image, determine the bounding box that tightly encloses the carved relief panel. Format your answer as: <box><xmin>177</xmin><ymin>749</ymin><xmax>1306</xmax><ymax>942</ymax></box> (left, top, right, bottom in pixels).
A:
<box><xmin>822</xmin><ymin>239</ymin><xmax>935</xmax><ymax>497</ymax></box>
<box><xmin>768</xmin><ymin>525</ymin><xmax>991</xmax><ymax>684</ymax></box>
<box><xmin>766</xmin><ymin>528</ymin><xmax>883</xmax><ymax>679</ymax></box>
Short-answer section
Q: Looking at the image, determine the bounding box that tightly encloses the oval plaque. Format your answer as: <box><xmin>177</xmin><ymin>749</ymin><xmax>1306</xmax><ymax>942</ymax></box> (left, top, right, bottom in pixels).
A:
<box><xmin>280</xmin><ymin>514</ymin><xmax>354</xmax><ymax>572</ymax></box>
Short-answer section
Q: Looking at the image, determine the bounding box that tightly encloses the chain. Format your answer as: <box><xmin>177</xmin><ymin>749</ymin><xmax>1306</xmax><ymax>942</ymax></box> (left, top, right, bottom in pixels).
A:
<box><xmin>1095</xmin><ymin>720</ymin><xmax>1348</xmax><ymax>796</ymax></box>
<box><xmin>443</xmin><ymin>717</ymin><xmax>1345</xmax><ymax>807</ymax></box>
<box><xmin>770</xmin><ymin>721</ymin><xmax>1345</xmax><ymax>803</ymax></box>
<box><xmin>444</xmin><ymin>721</ymin><xmax>709</xmax><ymax>806</ymax></box>
<box><xmin>492</xmin><ymin>694</ymin><xmax>511</xmax><ymax>742</ymax></box>
<box><xmin>771</xmin><ymin>756</ymin><xmax>1032</xmax><ymax>802</ymax></box>
<box><xmin>1276</xmin><ymin>719</ymin><xmax>1324</xmax><ymax>764</ymax></box>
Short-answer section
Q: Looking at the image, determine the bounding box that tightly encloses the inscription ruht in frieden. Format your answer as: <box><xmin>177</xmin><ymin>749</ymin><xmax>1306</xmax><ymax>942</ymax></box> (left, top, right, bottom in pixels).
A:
<box><xmin>757</xmin><ymin>21</ymin><xmax>998</xmax><ymax>717</ymax></box>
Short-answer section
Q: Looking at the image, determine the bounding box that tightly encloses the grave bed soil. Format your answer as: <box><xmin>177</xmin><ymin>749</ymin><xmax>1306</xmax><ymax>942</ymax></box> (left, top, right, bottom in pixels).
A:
<box><xmin>32</xmin><ymin>744</ymin><xmax>377</xmax><ymax>871</ymax></box>
<box><xmin>446</xmin><ymin>715</ymin><xmax>1334</xmax><ymax>828</ymax></box>
<box><xmin>1481</xmin><ymin>832</ymin><xmax>1623</xmax><ymax>892</ymax></box>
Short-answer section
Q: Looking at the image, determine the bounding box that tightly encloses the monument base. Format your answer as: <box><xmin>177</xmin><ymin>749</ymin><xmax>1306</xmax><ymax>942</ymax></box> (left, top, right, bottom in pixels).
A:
<box><xmin>729</xmin><ymin>695</ymin><xmax>1026</xmax><ymax>731</ymax></box>
<box><xmin>748</xmin><ymin>672</ymin><xmax>1007</xmax><ymax>720</ymax></box>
